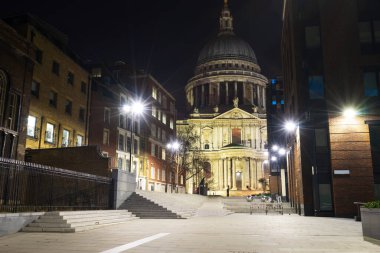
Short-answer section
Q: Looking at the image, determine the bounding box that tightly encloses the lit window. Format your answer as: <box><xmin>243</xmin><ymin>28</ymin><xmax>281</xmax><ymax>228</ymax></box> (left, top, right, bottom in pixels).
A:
<box><xmin>305</xmin><ymin>26</ymin><xmax>320</xmax><ymax>48</ymax></box>
<box><xmin>272</xmin><ymin>100</ymin><xmax>277</xmax><ymax>105</ymax></box>
<box><xmin>364</xmin><ymin>72</ymin><xmax>378</xmax><ymax>97</ymax></box>
<box><xmin>152</xmin><ymin>106</ymin><xmax>156</xmax><ymax>117</ymax></box>
<box><xmin>162</xmin><ymin>148</ymin><xmax>166</xmax><ymax>160</ymax></box>
<box><xmin>162</xmin><ymin>169</ymin><xmax>166</xmax><ymax>181</ymax></box>
<box><xmin>62</xmin><ymin>129</ymin><xmax>70</xmax><ymax>147</ymax></box>
<box><xmin>27</xmin><ymin>115</ymin><xmax>37</xmax><ymax>137</ymax></box>
<box><xmin>170</xmin><ymin>118</ymin><xmax>174</xmax><ymax>129</ymax></box>
<box><xmin>308</xmin><ymin>75</ymin><xmax>324</xmax><ymax>99</ymax></box>
<box><xmin>152</xmin><ymin>87</ymin><xmax>157</xmax><ymax>99</ymax></box>
<box><xmin>151</xmin><ymin>166</ymin><xmax>155</xmax><ymax>179</ymax></box>
<box><xmin>76</xmin><ymin>135</ymin><xmax>83</xmax><ymax>146</ymax></box>
<box><xmin>103</xmin><ymin>129</ymin><xmax>109</xmax><ymax>145</ymax></box>
<box><xmin>151</xmin><ymin>143</ymin><xmax>156</xmax><ymax>156</ymax></box>
<box><xmin>162</xmin><ymin>113</ymin><xmax>167</xmax><ymax>124</ymax></box>
<box><xmin>45</xmin><ymin>123</ymin><xmax>55</xmax><ymax>143</ymax></box>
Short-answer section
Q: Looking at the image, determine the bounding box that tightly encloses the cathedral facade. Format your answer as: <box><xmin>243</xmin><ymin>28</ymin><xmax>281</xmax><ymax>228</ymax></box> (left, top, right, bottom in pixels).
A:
<box><xmin>177</xmin><ymin>1</ymin><xmax>269</xmax><ymax>196</ymax></box>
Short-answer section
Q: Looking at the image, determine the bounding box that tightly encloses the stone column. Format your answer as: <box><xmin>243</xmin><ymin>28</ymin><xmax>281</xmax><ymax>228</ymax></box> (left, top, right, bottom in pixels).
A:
<box><xmin>223</xmin><ymin>158</ymin><xmax>228</xmax><ymax>189</ymax></box>
<box><xmin>217</xmin><ymin>83</ymin><xmax>220</xmax><ymax>105</ymax></box>
<box><xmin>232</xmin><ymin>158</ymin><xmax>236</xmax><ymax>190</ymax></box>
<box><xmin>234</xmin><ymin>81</ymin><xmax>237</xmax><ymax>97</ymax></box>
<box><xmin>251</xmin><ymin>83</ymin><xmax>254</xmax><ymax>105</ymax></box>
<box><xmin>250</xmin><ymin>158</ymin><xmax>255</xmax><ymax>189</ymax></box>
<box><xmin>225</xmin><ymin>82</ymin><xmax>229</xmax><ymax>105</ymax></box>
<box><xmin>262</xmin><ymin>86</ymin><xmax>266</xmax><ymax>110</ymax></box>
<box><xmin>257</xmin><ymin>85</ymin><xmax>261</xmax><ymax>107</ymax></box>
<box><xmin>255</xmin><ymin>126</ymin><xmax>260</xmax><ymax>150</ymax></box>
<box><xmin>201</xmin><ymin>85</ymin><xmax>205</xmax><ymax>107</ymax></box>
<box><xmin>219</xmin><ymin>159</ymin><xmax>223</xmax><ymax>190</ymax></box>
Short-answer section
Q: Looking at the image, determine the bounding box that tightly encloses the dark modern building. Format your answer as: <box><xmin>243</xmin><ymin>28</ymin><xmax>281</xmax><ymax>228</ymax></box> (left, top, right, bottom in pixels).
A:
<box><xmin>0</xmin><ymin>20</ymin><xmax>34</xmax><ymax>160</ymax></box>
<box><xmin>266</xmin><ymin>77</ymin><xmax>286</xmax><ymax>196</ymax></box>
<box><xmin>282</xmin><ymin>0</ymin><xmax>380</xmax><ymax>217</ymax></box>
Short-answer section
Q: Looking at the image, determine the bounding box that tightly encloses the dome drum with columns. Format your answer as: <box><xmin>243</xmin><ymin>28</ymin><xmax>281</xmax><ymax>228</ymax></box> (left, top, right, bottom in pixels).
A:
<box><xmin>178</xmin><ymin>0</ymin><xmax>269</xmax><ymax>196</ymax></box>
<box><xmin>185</xmin><ymin>0</ymin><xmax>268</xmax><ymax>115</ymax></box>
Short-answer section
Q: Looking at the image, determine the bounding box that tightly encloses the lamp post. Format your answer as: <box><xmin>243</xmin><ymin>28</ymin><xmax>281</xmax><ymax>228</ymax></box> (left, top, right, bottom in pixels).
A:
<box><xmin>167</xmin><ymin>140</ymin><xmax>180</xmax><ymax>193</ymax></box>
<box><xmin>123</xmin><ymin>99</ymin><xmax>145</xmax><ymax>173</ymax></box>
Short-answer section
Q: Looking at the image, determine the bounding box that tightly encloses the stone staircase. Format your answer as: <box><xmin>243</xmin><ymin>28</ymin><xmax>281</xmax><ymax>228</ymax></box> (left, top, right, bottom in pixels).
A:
<box><xmin>119</xmin><ymin>192</ymin><xmax>182</xmax><ymax>219</ymax></box>
<box><xmin>22</xmin><ymin>210</ymin><xmax>138</xmax><ymax>232</ymax></box>
<box><xmin>135</xmin><ymin>190</ymin><xmax>206</xmax><ymax>218</ymax></box>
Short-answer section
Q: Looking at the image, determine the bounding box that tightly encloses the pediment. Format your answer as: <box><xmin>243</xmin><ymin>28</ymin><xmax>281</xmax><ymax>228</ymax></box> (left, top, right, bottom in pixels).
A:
<box><xmin>214</xmin><ymin>108</ymin><xmax>259</xmax><ymax>119</ymax></box>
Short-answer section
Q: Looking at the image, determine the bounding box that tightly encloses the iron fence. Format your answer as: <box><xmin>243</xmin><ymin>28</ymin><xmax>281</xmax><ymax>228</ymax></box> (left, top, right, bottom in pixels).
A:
<box><xmin>0</xmin><ymin>157</ymin><xmax>113</xmax><ymax>212</ymax></box>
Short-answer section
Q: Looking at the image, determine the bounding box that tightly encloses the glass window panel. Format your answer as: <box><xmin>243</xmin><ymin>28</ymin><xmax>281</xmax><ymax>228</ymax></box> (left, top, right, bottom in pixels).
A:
<box><xmin>358</xmin><ymin>22</ymin><xmax>372</xmax><ymax>44</ymax></box>
<box><xmin>315</xmin><ymin>129</ymin><xmax>328</xmax><ymax>147</ymax></box>
<box><xmin>364</xmin><ymin>72</ymin><xmax>378</xmax><ymax>97</ymax></box>
<box><xmin>62</xmin><ymin>129</ymin><xmax>70</xmax><ymax>147</ymax></box>
<box><xmin>305</xmin><ymin>26</ymin><xmax>321</xmax><ymax>48</ymax></box>
<box><xmin>45</xmin><ymin>123</ymin><xmax>54</xmax><ymax>143</ymax></box>
<box><xmin>27</xmin><ymin>115</ymin><xmax>37</xmax><ymax>137</ymax></box>
<box><xmin>319</xmin><ymin>184</ymin><xmax>333</xmax><ymax>211</ymax></box>
<box><xmin>374</xmin><ymin>21</ymin><xmax>380</xmax><ymax>43</ymax></box>
<box><xmin>308</xmin><ymin>76</ymin><xmax>324</xmax><ymax>99</ymax></box>
<box><xmin>77</xmin><ymin>135</ymin><xmax>83</xmax><ymax>146</ymax></box>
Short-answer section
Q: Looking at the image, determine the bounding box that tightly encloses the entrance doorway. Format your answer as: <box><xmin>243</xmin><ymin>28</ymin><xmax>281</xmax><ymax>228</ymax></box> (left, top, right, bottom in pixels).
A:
<box><xmin>236</xmin><ymin>172</ymin><xmax>242</xmax><ymax>190</ymax></box>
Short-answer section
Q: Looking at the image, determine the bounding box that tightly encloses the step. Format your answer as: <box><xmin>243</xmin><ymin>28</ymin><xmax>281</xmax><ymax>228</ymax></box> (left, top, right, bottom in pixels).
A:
<box><xmin>44</xmin><ymin>210</ymin><xmax>126</xmax><ymax>216</ymax></box>
<box><xmin>39</xmin><ymin>212</ymin><xmax>134</xmax><ymax>222</ymax></box>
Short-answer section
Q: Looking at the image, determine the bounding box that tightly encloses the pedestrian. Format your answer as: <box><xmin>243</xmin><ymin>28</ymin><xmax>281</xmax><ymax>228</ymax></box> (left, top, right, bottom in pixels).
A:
<box><xmin>227</xmin><ymin>185</ymin><xmax>230</xmax><ymax>197</ymax></box>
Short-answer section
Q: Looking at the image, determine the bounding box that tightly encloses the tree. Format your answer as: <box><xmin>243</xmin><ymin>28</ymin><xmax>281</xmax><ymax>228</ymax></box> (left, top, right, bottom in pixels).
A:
<box><xmin>258</xmin><ymin>178</ymin><xmax>267</xmax><ymax>192</ymax></box>
<box><xmin>175</xmin><ymin>124</ymin><xmax>209</xmax><ymax>192</ymax></box>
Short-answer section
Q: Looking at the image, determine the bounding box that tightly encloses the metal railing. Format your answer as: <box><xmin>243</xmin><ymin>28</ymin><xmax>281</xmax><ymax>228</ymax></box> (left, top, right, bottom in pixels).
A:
<box><xmin>0</xmin><ymin>157</ymin><xmax>112</xmax><ymax>212</ymax></box>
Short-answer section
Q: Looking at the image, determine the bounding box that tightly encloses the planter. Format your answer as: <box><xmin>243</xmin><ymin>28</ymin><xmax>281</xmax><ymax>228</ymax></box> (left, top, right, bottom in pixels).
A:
<box><xmin>361</xmin><ymin>207</ymin><xmax>380</xmax><ymax>245</ymax></box>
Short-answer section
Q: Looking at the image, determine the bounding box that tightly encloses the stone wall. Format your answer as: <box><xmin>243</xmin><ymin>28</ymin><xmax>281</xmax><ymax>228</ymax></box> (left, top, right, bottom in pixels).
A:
<box><xmin>112</xmin><ymin>169</ymin><xmax>136</xmax><ymax>209</ymax></box>
<box><xmin>25</xmin><ymin>146</ymin><xmax>110</xmax><ymax>177</ymax></box>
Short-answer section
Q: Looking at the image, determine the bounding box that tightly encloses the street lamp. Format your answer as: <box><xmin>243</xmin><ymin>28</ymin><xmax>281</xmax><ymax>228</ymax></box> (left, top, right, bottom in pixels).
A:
<box><xmin>167</xmin><ymin>140</ymin><xmax>181</xmax><ymax>193</ymax></box>
<box><xmin>343</xmin><ymin>107</ymin><xmax>358</xmax><ymax>119</ymax></box>
<box><xmin>284</xmin><ymin>120</ymin><xmax>297</xmax><ymax>132</ymax></box>
<box><xmin>123</xmin><ymin>99</ymin><xmax>146</xmax><ymax>173</ymax></box>
<box><xmin>272</xmin><ymin>145</ymin><xmax>279</xmax><ymax>152</ymax></box>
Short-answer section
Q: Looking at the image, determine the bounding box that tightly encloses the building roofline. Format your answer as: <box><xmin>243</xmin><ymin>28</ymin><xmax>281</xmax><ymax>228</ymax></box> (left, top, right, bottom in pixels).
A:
<box><xmin>134</xmin><ymin>74</ymin><xmax>176</xmax><ymax>101</ymax></box>
<box><xmin>3</xmin><ymin>13</ymin><xmax>88</xmax><ymax>71</ymax></box>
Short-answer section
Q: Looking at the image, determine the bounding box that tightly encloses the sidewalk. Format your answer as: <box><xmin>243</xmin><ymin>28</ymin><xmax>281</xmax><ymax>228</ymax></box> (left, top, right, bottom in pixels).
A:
<box><xmin>195</xmin><ymin>197</ymin><xmax>237</xmax><ymax>217</ymax></box>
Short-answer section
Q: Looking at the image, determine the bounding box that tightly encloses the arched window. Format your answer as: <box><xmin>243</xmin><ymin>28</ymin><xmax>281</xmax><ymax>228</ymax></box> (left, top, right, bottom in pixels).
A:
<box><xmin>0</xmin><ymin>70</ymin><xmax>8</xmax><ymax>126</ymax></box>
<box><xmin>204</xmin><ymin>144</ymin><xmax>210</xmax><ymax>150</ymax></box>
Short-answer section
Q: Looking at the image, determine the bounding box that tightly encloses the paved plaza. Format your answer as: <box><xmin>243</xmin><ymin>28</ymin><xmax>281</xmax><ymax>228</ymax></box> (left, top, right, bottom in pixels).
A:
<box><xmin>1</xmin><ymin>200</ymin><xmax>380</xmax><ymax>253</ymax></box>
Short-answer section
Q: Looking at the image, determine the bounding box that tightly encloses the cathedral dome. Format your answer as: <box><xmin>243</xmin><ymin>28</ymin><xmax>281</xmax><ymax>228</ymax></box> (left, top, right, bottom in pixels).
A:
<box><xmin>197</xmin><ymin>34</ymin><xmax>257</xmax><ymax>65</ymax></box>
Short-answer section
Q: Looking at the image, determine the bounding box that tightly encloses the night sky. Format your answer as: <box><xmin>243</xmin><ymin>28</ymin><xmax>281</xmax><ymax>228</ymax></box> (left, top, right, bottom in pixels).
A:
<box><xmin>1</xmin><ymin>0</ymin><xmax>283</xmax><ymax>113</ymax></box>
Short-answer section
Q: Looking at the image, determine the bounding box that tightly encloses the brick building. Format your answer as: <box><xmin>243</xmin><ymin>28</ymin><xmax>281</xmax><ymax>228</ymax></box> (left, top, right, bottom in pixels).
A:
<box><xmin>89</xmin><ymin>62</ymin><xmax>181</xmax><ymax>192</ymax></box>
<box><xmin>282</xmin><ymin>0</ymin><xmax>380</xmax><ymax>217</ymax></box>
<box><xmin>5</xmin><ymin>14</ymin><xmax>90</xmax><ymax>150</ymax></box>
<box><xmin>0</xmin><ymin>20</ymin><xmax>34</xmax><ymax>160</ymax></box>
<box><xmin>88</xmin><ymin>62</ymin><xmax>140</xmax><ymax>176</ymax></box>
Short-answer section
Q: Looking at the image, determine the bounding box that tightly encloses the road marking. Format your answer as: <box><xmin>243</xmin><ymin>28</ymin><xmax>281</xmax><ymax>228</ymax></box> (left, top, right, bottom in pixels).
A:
<box><xmin>100</xmin><ymin>233</ymin><xmax>170</xmax><ymax>253</ymax></box>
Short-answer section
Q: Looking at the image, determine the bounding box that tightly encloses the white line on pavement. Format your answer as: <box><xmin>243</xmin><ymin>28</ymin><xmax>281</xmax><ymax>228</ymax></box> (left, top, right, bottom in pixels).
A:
<box><xmin>100</xmin><ymin>233</ymin><xmax>170</xmax><ymax>253</ymax></box>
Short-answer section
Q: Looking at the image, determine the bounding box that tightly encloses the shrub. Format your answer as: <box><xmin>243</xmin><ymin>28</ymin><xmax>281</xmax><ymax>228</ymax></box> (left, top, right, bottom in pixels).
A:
<box><xmin>364</xmin><ymin>200</ymin><xmax>380</xmax><ymax>208</ymax></box>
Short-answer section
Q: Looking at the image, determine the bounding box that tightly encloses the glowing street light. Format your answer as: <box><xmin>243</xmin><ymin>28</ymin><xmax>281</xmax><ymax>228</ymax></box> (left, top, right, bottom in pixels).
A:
<box><xmin>343</xmin><ymin>107</ymin><xmax>358</xmax><ymax>119</ymax></box>
<box><xmin>122</xmin><ymin>99</ymin><xmax>146</xmax><ymax>173</ymax></box>
<box><xmin>278</xmin><ymin>148</ymin><xmax>286</xmax><ymax>156</ymax></box>
<box><xmin>271</xmin><ymin>156</ymin><xmax>278</xmax><ymax>162</ymax></box>
<box><xmin>272</xmin><ymin>145</ymin><xmax>279</xmax><ymax>152</ymax></box>
<box><xmin>284</xmin><ymin>120</ymin><xmax>297</xmax><ymax>132</ymax></box>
